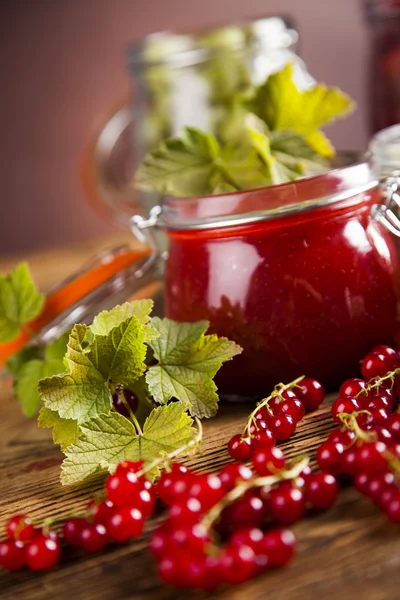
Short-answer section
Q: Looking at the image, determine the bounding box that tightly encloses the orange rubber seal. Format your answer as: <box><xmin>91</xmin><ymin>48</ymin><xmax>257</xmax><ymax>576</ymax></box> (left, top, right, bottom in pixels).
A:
<box><xmin>0</xmin><ymin>247</ymin><xmax>150</xmax><ymax>365</ymax></box>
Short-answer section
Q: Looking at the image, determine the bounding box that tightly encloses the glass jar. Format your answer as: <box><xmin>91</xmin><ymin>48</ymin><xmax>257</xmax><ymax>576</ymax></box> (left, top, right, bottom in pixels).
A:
<box><xmin>82</xmin><ymin>17</ymin><xmax>311</xmax><ymax>222</ymax></box>
<box><xmin>365</xmin><ymin>0</ymin><xmax>400</xmax><ymax>133</ymax></box>
<box><xmin>369</xmin><ymin>122</ymin><xmax>400</xmax><ymax>175</ymax></box>
<box><xmin>130</xmin><ymin>157</ymin><xmax>400</xmax><ymax>397</ymax></box>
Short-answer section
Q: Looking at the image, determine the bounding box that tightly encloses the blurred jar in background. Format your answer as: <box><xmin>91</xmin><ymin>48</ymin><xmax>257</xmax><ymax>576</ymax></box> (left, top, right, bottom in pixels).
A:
<box><xmin>365</xmin><ymin>0</ymin><xmax>400</xmax><ymax>133</ymax></box>
<box><xmin>83</xmin><ymin>17</ymin><xmax>313</xmax><ymax>227</ymax></box>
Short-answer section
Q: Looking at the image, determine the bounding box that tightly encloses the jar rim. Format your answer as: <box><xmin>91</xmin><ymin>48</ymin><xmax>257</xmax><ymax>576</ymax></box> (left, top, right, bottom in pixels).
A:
<box><xmin>126</xmin><ymin>16</ymin><xmax>298</xmax><ymax>71</ymax></box>
<box><xmin>160</xmin><ymin>153</ymin><xmax>377</xmax><ymax>231</ymax></box>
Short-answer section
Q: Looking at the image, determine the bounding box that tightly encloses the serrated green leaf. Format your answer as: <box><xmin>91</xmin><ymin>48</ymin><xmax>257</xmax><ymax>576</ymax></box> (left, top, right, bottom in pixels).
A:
<box><xmin>247</xmin><ymin>63</ymin><xmax>355</xmax><ymax>157</ymax></box>
<box><xmin>88</xmin><ymin>316</ymin><xmax>147</xmax><ymax>388</ymax></box>
<box><xmin>15</xmin><ymin>357</ymin><xmax>65</xmax><ymax>418</ymax></box>
<box><xmin>146</xmin><ymin>318</ymin><xmax>242</xmax><ymax>418</ymax></box>
<box><xmin>61</xmin><ymin>403</ymin><xmax>195</xmax><ymax>484</ymax></box>
<box><xmin>38</xmin><ymin>406</ymin><xmax>79</xmax><ymax>451</ymax></box>
<box><xmin>0</xmin><ymin>263</ymin><xmax>45</xmax><ymax>342</ymax></box>
<box><xmin>134</xmin><ymin>127</ymin><xmax>221</xmax><ymax>196</ymax></box>
<box><xmin>91</xmin><ymin>300</ymin><xmax>154</xmax><ymax>335</ymax></box>
<box><xmin>38</xmin><ymin>324</ymin><xmax>111</xmax><ymax>422</ymax></box>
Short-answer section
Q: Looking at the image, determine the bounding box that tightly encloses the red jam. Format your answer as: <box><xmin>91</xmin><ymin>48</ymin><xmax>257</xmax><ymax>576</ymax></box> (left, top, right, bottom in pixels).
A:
<box><xmin>164</xmin><ymin>172</ymin><xmax>400</xmax><ymax>396</ymax></box>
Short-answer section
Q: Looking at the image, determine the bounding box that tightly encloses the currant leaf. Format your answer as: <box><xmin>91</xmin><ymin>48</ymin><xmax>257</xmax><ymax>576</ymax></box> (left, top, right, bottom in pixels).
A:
<box><xmin>146</xmin><ymin>318</ymin><xmax>242</xmax><ymax>417</ymax></box>
<box><xmin>90</xmin><ymin>300</ymin><xmax>158</xmax><ymax>342</ymax></box>
<box><xmin>38</xmin><ymin>324</ymin><xmax>111</xmax><ymax>422</ymax></box>
<box><xmin>61</xmin><ymin>403</ymin><xmax>196</xmax><ymax>484</ymax></box>
<box><xmin>0</xmin><ymin>263</ymin><xmax>44</xmax><ymax>342</ymax></box>
<box><xmin>15</xmin><ymin>357</ymin><xmax>65</xmax><ymax>418</ymax></box>
<box><xmin>38</xmin><ymin>406</ymin><xmax>79</xmax><ymax>451</ymax></box>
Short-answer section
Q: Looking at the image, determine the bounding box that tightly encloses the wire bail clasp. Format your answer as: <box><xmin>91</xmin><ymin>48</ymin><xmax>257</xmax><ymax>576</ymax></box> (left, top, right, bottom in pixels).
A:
<box><xmin>372</xmin><ymin>176</ymin><xmax>400</xmax><ymax>238</ymax></box>
<box><xmin>130</xmin><ymin>205</ymin><xmax>163</xmax><ymax>252</ymax></box>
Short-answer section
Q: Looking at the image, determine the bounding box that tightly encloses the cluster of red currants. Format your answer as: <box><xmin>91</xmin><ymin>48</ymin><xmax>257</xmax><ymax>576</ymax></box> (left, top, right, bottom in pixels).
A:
<box><xmin>151</xmin><ymin>446</ymin><xmax>338</xmax><ymax>590</ymax></box>
<box><xmin>316</xmin><ymin>344</ymin><xmax>400</xmax><ymax>523</ymax></box>
<box><xmin>0</xmin><ymin>459</ymin><xmax>154</xmax><ymax>572</ymax></box>
<box><xmin>227</xmin><ymin>377</ymin><xmax>325</xmax><ymax>463</ymax></box>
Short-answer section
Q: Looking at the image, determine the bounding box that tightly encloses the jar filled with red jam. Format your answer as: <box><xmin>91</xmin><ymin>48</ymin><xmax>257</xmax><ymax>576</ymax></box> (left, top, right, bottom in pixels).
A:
<box><xmin>365</xmin><ymin>0</ymin><xmax>400</xmax><ymax>132</ymax></box>
<box><xmin>134</xmin><ymin>156</ymin><xmax>400</xmax><ymax>397</ymax></box>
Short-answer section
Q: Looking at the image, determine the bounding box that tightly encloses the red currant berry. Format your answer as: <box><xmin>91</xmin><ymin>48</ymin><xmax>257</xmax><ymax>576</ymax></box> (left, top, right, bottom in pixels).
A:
<box><xmin>91</xmin><ymin>500</ymin><xmax>114</xmax><ymax>525</ymax></box>
<box><xmin>168</xmin><ymin>522</ymin><xmax>210</xmax><ymax>555</ymax></box>
<box><xmin>276</xmin><ymin>398</ymin><xmax>305</xmax><ymax>423</ymax></box>
<box><xmin>362</xmin><ymin>352</ymin><xmax>396</xmax><ymax>380</ymax></box>
<box><xmin>6</xmin><ymin>514</ymin><xmax>36</xmax><ymax>543</ymax></box>
<box><xmin>341</xmin><ymin>448</ymin><xmax>359</xmax><ymax>475</ymax></box>
<box><xmin>79</xmin><ymin>522</ymin><xmax>108</xmax><ymax>553</ymax></box>
<box><xmin>158</xmin><ymin>555</ymin><xmax>183</xmax><ymax>586</ymax></box>
<box><xmin>328</xmin><ymin>428</ymin><xmax>356</xmax><ymax>448</ymax></box>
<box><xmin>339</xmin><ymin>378</ymin><xmax>366</xmax><ymax>398</ymax></box>
<box><xmin>269</xmin><ymin>414</ymin><xmax>296</xmax><ymax>440</ymax></box>
<box><xmin>106</xmin><ymin>470</ymin><xmax>142</xmax><ymax>507</ymax></box>
<box><xmin>156</xmin><ymin>464</ymin><xmax>193</xmax><ymax>506</ymax></box>
<box><xmin>106</xmin><ymin>507</ymin><xmax>144</xmax><ymax>542</ymax></box>
<box><xmin>304</xmin><ymin>473</ymin><xmax>338</xmax><ymax>510</ymax></box>
<box><xmin>355</xmin><ymin>441</ymin><xmax>388</xmax><ymax>475</ymax></box>
<box><xmin>316</xmin><ymin>441</ymin><xmax>344</xmax><ymax>474</ymax></box>
<box><xmin>250</xmin><ymin>429</ymin><xmax>276</xmax><ymax>452</ymax></box>
<box><xmin>268</xmin><ymin>485</ymin><xmax>305</xmax><ymax>525</ymax></box>
<box><xmin>248</xmin><ymin>420</ymin><xmax>269</xmax><ymax>435</ymax></box>
<box><xmin>252</xmin><ymin>446</ymin><xmax>286</xmax><ymax>476</ymax></box>
<box><xmin>226</xmin><ymin>490</ymin><xmax>269</xmax><ymax>529</ymax></box>
<box><xmin>227</xmin><ymin>434</ymin><xmax>253</xmax><ymax>462</ymax></box>
<box><xmin>219</xmin><ymin>463</ymin><xmax>253</xmax><ymax>491</ymax></box>
<box><xmin>0</xmin><ymin>539</ymin><xmax>25</xmax><ymax>571</ymax></box>
<box><xmin>229</xmin><ymin>527</ymin><xmax>265</xmax><ymax>554</ymax></box>
<box><xmin>331</xmin><ymin>397</ymin><xmax>360</xmax><ymax>423</ymax></box>
<box><xmin>262</xmin><ymin>528</ymin><xmax>296</xmax><ymax>567</ymax></box>
<box><xmin>375</xmin><ymin>426</ymin><xmax>393</xmax><ymax>443</ymax></box>
<box><xmin>384</xmin><ymin>493</ymin><xmax>400</xmax><ymax>523</ymax></box>
<box><xmin>149</xmin><ymin>525</ymin><xmax>172</xmax><ymax>559</ymax></box>
<box><xmin>168</xmin><ymin>498</ymin><xmax>203</xmax><ymax>526</ymax></box>
<box><xmin>189</xmin><ymin>474</ymin><xmax>224</xmax><ymax>510</ymax></box>
<box><xmin>115</xmin><ymin>460</ymin><xmax>144</xmax><ymax>475</ymax></box>
<box><xmin>369</xmin><ymin>408</ymin><xmax>390</xmax><ymax>425</ymax></box>
<box><xmin>297</xmin><ymin>378</ymin><xmax>325</xmax><ymax>411</ymax></box>
<box><xmin>25</xmin><ymin>534</ymin><xmax>61</xmax><ymax>571</ymax></box>
<box><xmin>365</xmin><ymin>472</ymin><xmax>395</xmax><ymax>504</ymax></box>
<box><xmin>386</xmin><ymin>413</ymin><xmax>400</xmax><ymax>441</ymax></box>
<box><xmin>219</xmin><ymin>544</ymin><xmax>257</xmax><ymax>585</ymax></box>
<box><xmin>63</xmin><ymin>518</ymin><xmax>87</xmax><ymax>547</ymax></box>
<box><xmin>354</xmin><ymin>472</ymin><xmax>370</xmax><ymax>494</ymax></box>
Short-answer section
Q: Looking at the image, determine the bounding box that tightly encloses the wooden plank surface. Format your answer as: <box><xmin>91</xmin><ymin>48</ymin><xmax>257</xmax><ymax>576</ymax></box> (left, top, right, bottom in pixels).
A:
<box><xmin>1</xmin><ymin>239</ymin><xmax>400</xmax><ymax>600</ymax></box>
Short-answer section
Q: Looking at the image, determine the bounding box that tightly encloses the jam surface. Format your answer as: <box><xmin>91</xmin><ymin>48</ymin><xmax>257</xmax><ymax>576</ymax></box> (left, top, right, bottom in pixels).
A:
<box><xmin>165</xmin><ymin>189</ymin><xmax>400</xmax><ymax>396</ymax></box>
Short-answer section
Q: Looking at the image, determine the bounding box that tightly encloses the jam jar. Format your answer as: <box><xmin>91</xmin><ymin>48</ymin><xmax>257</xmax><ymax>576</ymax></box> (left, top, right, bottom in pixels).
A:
<box><xmin>365</xmin><ymin>0</ymin><xmax>400</xmax><ymax>133</ymax></box>
<box><xmin>130</xmin><ymin>156</ymin><xmax>400</xmax><ymax>397</ymax></box>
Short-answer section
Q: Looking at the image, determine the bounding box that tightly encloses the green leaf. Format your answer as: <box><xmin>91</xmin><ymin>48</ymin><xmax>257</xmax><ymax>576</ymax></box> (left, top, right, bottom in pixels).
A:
<box><xmin>247</xmin><ymin>63</ymin><xmax>355</xmax><ymax>157</ymax></box>
<box><xmin>38</xmin><ymin>406</ymin><xmax>79</xmax><ymax>451</ymax></box>
<box><xmin>61</xmin><ymin>403</ymin><xmax>196</xmax><ymax>484</ymax></box>
<box><xmin>6</xmin><ymin>345</ymin><xmax>42</xmax><ymax>377</ymax></box>
<box><xmin>88</xmin><ymin>316</ymin><xmax>147</xmax><ymax>388</ymax></box>
<box><xmin>45</xmin><ymin>331</ymin><xmax>70</xmax><ymax>361</ymax></box>
<box><xmin>134</xmin><ymin>127</ymin><xmax>221</xmax><ymax>196</ymax></box>
<box><xmin>0</xmin><ymin>263</ymin><xmax>45</xmax><ymax>342</ymax></box>
<box><xmin>146</xmin><ymin>318</ymin><xmax>242</xmax><ymax>418</ymax></box>
<box><xmin>15</xmin><ymin>357</ymin><xmax>65</xmax><ymax>418</ymax></box>
<box><xmin>90</xmin><ymin>300</ymin><xmax>158</xmax><ymax>342</ymax></box>
<box><xmin>268</xmin><ymin>130</ymin><xmax>327</xmax><ymax>184</ymax></box>
<box><xmin>38</xmin><ymin>324</ymin><xmax>111</xmax><ymax>422</ymax></box>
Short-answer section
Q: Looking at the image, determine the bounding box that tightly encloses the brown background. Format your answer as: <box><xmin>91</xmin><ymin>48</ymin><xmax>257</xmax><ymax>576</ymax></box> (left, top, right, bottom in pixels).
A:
<box><xmin>0</xmin><ymin>0</ymin><xmax>369</xmax><ymax>255</ymax></box>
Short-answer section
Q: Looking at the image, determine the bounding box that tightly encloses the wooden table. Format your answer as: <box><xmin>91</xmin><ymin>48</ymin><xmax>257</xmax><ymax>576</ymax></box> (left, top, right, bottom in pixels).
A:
<box><xmin>1</xmin><ymin>239</ymin><xmax>400</xmax><ymax>600</ymax></box>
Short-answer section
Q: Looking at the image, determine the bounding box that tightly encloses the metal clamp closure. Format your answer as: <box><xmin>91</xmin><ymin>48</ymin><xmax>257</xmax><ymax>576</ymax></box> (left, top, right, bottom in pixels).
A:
<box><xmin>373</xmin><ymin>177</ymin><xmax>400</xmax><ymax>238</ymax></box>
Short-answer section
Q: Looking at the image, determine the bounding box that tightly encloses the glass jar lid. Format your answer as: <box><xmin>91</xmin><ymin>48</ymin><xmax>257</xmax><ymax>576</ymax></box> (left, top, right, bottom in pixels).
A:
<box><xmin>369</xmin><ymin>124</ymin><xmax>400</xmax><ymax>177</ymax></box>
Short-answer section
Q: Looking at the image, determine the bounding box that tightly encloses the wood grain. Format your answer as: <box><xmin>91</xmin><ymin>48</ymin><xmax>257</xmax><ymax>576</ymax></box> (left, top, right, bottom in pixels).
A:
<box><xmin>1</xmin><ymin>240</ymin><xmax>400</xmax><ymax>600</ymax></box>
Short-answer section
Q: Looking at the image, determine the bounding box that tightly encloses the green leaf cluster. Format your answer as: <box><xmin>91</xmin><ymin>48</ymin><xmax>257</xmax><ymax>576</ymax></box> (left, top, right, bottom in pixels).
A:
<box><xmin>34</xmin><ymin>301</ymin><xmax>241</xmax><ymax>484</ymax></box>
<box><xmin>134</xmin><ymin>63</ymin><xmax>355</xmax><ymax>196</ymax></box>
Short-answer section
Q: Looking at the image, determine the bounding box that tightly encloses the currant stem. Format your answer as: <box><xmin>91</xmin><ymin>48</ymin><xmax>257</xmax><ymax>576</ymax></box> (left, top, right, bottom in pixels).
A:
<box><xmin>201</xmin><ymin>455</ymin><xmax>309</xmax><ymax>533</ymax></box>
<box><xmin>136</xmin><ymin>418</ymin><xmax>203</xmax><ymax>479</ymax></box>
<box><xmin>356</xmin><ymin>368</ymin><xmax>400</xmax><ymax>398</ymax></box>
<box><xmin>244</xmin><ymin>376</ymin><xmax>305</xmax><ymax>437</ymax></box>
<box><xmin>338</xmin><ymin>411</ymin><xmax>376</xmax><ymax>443</ymax></box>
